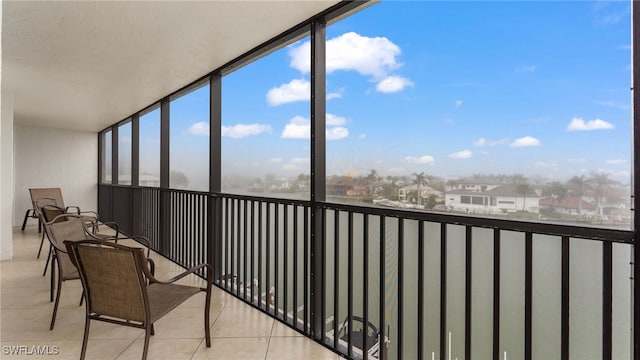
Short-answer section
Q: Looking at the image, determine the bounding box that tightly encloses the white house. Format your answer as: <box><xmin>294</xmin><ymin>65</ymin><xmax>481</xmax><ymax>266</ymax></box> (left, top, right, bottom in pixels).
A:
<box><xmin>446</xmin><ymin>184</ymin><xmax>541</xmax><ymax>214</ymax></box>
<box><xmin>398</xmin><ymin>184</ymin><xmax>444</xmax><ymax>204</ymax></box>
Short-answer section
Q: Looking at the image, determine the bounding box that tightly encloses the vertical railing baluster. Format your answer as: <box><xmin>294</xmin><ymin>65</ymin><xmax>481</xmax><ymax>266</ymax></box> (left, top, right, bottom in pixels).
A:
<box><xmin>398</xmin><ymin>218</ymin><xmax>404</xmax><ymax>360</ymax></box>
<box><xmin>525</xmin><ymin>232</ymin><xmax>533</xmax><ymax>360</ymax></box>
<box><xmin>334</xmin><ymin>209</ymin><xmax>340</xmax><ymax>350</ymax></box>
<box><xmin>275</xmin><ymin>203</ymin><xmax>280</xmax><ymax>317</ymax></box>
<box><xmin>493</xmin><ymin>229</ymin><xmax>501</xmax><ymax>360</ymax></box>
<box><xmin>347</xmin><ymin>211</ymin><xmax>354</xmax><ymax>358</ymax></box>
<box><xmin>250</xmin><ymin>200</ymin><xmax>255</xmax><ymax>304</ymax></box>
<box><xmin>418</xmin><ymin>221</ymin><xmax>425</xmax><ymax>360</ymax></box>
<box><xmin>603</xmin><ymin>241</ymin><xmax>613</xmax><ymax>360</ymax></box>
<box><xmin>294</xmin><ymin>204</ymin><xmax>299</xmax><ymax>328</ymax></box>
<box><xmin>379</xmin><ymin>215</ymin><xmax>386</xmax><ymax>360</ymax></box>
<box><xmin>266</xmin><ymin>202</ymin><xmax>271</xmax><ymax>312</ymax></box>
<box><xmin>244</xmin><ymin>199</ymin><xmax>248</xmax><ymax>301</ymax></box>
<box><xmin>284</xmin><ymin>204</ymin><xmax>289</xmax><ymax>322</ymax></box>
<box><xmin>225</xmin><ymin>197</ymin><xmax>230</xmax><ymax>290</ymax></box>
<box><xmin>321</xmin><ymin>207</ymin><xmax>327</xmax><ymax>340</ymax></box>
<box><xmin>258</xmin><ymin>201</ymin><xmax>264</xmax><ymax>310</ymax></box>
<box><xmin>304</xmin><ymin>205</ymin><xmax>309</xmax><ymax>332</ymax></box>
<box><xmin>561</xmin><ymin>236</ymin><xmax>570</xmax><ymax>360</ymax></box>
<box><xmin>465</xmin><ymin>225</ymin><xmax>472</xmax><ymax>360</ymax></box>
<box><xmin>363</xmin><ymin>213</ymin><xmax>369</xmax><ymax>360</ymax></box>
<box><xmin>440</xmin><ymin>222</ymin><xmax>447</xmax><ymax>360</ymax></box>
<box><xmin>236</xmin><ymin>199</ymin><xmax>241</xmax><ymax>297</ymax></box>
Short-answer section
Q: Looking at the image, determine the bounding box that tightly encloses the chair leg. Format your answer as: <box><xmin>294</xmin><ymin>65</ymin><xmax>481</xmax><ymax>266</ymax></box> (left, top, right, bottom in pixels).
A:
<box><xmin>50</xmin><ymin>256</ymin><xmax>55</xmax><ymax>302</ymax></box>
<box><xmin>204</xmin><ymin>291</ymin><xmax>211</xmax><ymax>347</ymax></box>
<box><xmin>21</xmin><ymin>209</ymin><xmax>31</xmax><ymax>231</ymax></box>
<box><xmin>42</xmin><ymin>245</ymin><xmax>52</xmax><ymax>276</ymax></box>
<box><xmin>142</xmin><ymin>326</ymin><xmax>151</xmax><ymax>360</ymax></box>
<box><xmin>37</xmin><ymin>232</ymin><xmax>46</xmax><ymax>258</ymax></box>
<box><xmin>50</xmin><ymin>275</ymin><xmax>63</xmax><ymax>330</ymax></box>
<box><xmin>80</xmin><ymin>316</ymin><xmax>91</xmax><ymax>360</ymax></box>
<box><xmin>150</xmin><ymin>324</ymin><xmax>155</xmax><ymax>336</ymax></box>
<box><xmin>79</xmin><ymin>290</ymin><xmax>84</xmax><ymax>306</ymax></box>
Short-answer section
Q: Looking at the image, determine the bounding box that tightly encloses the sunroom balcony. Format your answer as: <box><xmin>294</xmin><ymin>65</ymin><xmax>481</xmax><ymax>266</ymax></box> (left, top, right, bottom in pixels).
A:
<box><xmin>2</xmin><ymin>1</ymin><xmax>638</xmax><ymax>359</ymax></box>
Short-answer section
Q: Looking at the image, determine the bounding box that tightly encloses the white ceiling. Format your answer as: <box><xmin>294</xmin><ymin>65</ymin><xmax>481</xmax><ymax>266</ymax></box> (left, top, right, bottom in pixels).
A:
<box><xmin>2</xmin><ymin>0</ymin><xmax>341</xmax><ymax>132</ymax></box>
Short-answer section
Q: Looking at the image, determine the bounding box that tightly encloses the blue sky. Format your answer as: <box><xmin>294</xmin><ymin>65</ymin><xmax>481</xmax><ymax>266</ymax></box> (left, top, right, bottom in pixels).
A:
<box><xmin>159</xmin><ymin>0</ymin><xmax>632</xmax><ymax>185</ymax></box>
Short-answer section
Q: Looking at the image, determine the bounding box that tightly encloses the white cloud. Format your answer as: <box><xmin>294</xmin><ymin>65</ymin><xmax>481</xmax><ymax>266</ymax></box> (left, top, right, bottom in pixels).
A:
<box><xmin>288</xmin><ymin>32</ymin><xmax>412</xmax><ymax>94</ymax></box>
<box><xmin>188</xmin><ymin>122</ymin><xmax>209</xmax><ymax>136</ymax></box>
<box><xmin>327</xmin><ymin>91</ymin><xmax>343</xmax><ymax>100</ymax></box>
<box><xmin>222</xmin><ymin>124</ymin><xmax>272</xmax><ymax>138</ymax></box>
<box><xmin>282</xmin><ymin>164</ymin><xmax>298</xmax><ymax>171</ymax></box>
<box><xmin>267</xmin><ymin>78</ymin><xmax>310</xmax><ymax>106</ymax></box>
<box><xmin>473</xmin><ymin>138</ymin><xmax>487</xmax><ymax>147</ymax></box>
<box><xmin>281</xmin><ymin>116</ymin><xmax>310</xmax><ymax>139</ymax></box>
<box><xmin>281</xmin><ymin>115</ymin><xmax>348</xmax><ymax>140</ymax></box>
<box><xmin>269</xmin><ymin>158</ymin><xmax>283</xmax><ymax>163</ymax></box>
<box><xmin>291</xmin><ymin>157</ymin><xmax>309</xmax><ymax>164</ymax></box>
<box><xmin>327</xmin><ymin>127</ymin><xmax>349</xmax><ymax>140</ymax></box>
<box><xmin>358</xmin><ymin>134</ymin><xmax>366</xmax><ymax>140</ymax></box>
<box><xmin>326</xmin><ymin>113</ymin><xmax>347</xmax><ymax>126</ymax></box>
<box><xmin>568</xmin><ymin>158</ymin><xmax>588</xmax><ymax>163</ymax></box>
<box><xmin>404</xmin><ymin>155</ymin><xmax>435</xmax><ymax>164</ymax></box>
<box><xmin>515</xmin><ymin>65</ymin><xmax>537</xmax><ymax>73</ymax></box>
<box><xmin>448</xmin><ymin>150</ymin><xmax>472</xmax><ymax>159</ymax></box>
<box><xmin>455</xmin><ymin>100</ymin><xmax>463</xmax><ymax>107</ymax></box>
<box><xmin>473</xmin><ymin>137</ymin><xmax>509</xmax><ymax>147</ymax></box>
<box><xmin>376</xmin><ymin>76</ymin><xmax>414</xmax><ymax>93</ymax></box>
<box><xmin>510</xmin><ymin>136</ymin><xmax>541</xmax><ymax>147</ymax></box>
<box><xmin>567</xmin><ymin>117</ymin><xmax>614</xmax><ymax>131</ymax></box>
<box><xmin>606</xmin><ymin>159</ymin><xmax>626</xmax><ymax>164</ymax></box>
<box><xmin>290</xmin><ymin>32</ymin><xmax>402</xmax><ymax>78</ymax></box>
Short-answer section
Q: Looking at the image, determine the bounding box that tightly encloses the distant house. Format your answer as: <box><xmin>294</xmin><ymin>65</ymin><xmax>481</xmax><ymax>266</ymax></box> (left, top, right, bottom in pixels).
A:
<box><xmin>446</xmin><ymin>184</ymin><xmax>540</xmax><ymax>214</ymax></box>
<box><xmin>347</xmin><ymin>184</ymin><xmax>369</xmax><ymax>196</ymax></box>
<box><xmin>398</xmin><ymin>184</ymin><xmax>444</xmax><ymax>203</ymax></box>
<box><xmin>327</xmin><ymin>178</ymin><xmax>351</xmax><ymax>195</ymax></box>
<box><xmin>445</xmin><ymin>181</ymin><xmax>499</xmax><ymax>193</ymax></box>
<box><xmin>539</xmin><ymin>197</ymin><xmax>596</xmax><ymax>216</ymax></box>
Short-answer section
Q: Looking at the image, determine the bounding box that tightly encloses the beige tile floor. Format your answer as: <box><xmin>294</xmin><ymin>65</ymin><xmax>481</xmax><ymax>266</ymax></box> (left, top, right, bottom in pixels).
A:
<box><xmin>1</xmin><ymin>226</ymin><xmax>341</xmax><ymax>360</ymax></box>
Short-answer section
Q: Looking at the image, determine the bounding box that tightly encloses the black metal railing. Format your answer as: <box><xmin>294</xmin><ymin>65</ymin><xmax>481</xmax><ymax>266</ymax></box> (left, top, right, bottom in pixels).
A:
<box><xmin>99</xmin><ymin>184</ymin><xmax>637</xmax><ymax>360</ymax></box>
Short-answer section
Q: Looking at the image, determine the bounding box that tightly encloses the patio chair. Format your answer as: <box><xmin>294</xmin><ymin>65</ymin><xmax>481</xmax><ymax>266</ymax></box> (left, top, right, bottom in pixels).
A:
<box><xmin>64</xmin><ymin>239</ymin><xmax>212</xmax><ymax>360</ymax></box>
<box><xmin>43</xmin><ymin>214</ymin><xmax>149</xmax><ymax>330</ymax></box>
<box><xmin>39</xmin><ymin>204</ymin><xmax>117</xmax><ymax>278</ymax></box>
<box><xmin>29</xmin><ymin>187</ymin><xmax>100</xmax><ymax>259</ymax></box>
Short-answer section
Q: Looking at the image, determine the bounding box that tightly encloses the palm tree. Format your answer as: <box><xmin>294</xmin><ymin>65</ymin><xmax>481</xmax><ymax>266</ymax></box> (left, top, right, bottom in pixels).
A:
<box><xmin>542</xmin><ymin>181</ymin><xmax>568</xmax><ymax>200</ymax></box>
<box><xmin>567</xmin><ymin>175</ymin><xmax>587</xmax><ymax>215</ymax></box>
<box><xmin>516</xmin><ymin>181</ymin><xmax>532</xmax><ymax>211</ymax></box>
<box><xmin>412</xmin><ymin>172</ymin><xmax>426</xmax><ymax>205</ymax></box>
<box><xmin>365</xmin><ymin>169</ymin><xmax>380</xmax><ymax>195</ymax></box>
<box><xmin>509</xmin><ymin>174</ymin><xmax>531</xmax><ymax>211</ymax></box>
<box><xmin>588</xmin><ymin>171</ymin><xmax>617</xmax><ymax>218</ymax></box>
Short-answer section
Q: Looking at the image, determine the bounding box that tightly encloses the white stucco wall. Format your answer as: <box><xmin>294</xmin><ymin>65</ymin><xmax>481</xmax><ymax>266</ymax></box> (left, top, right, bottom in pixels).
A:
<box><xmin>1</xmin><ymin>92</ymin><xmax>15</xmax><ymax>260</ymax></box>
<box><xmin>13</xmin><ymin>124</ymin><xmax>97</xmax><ymax>227</ymax></box>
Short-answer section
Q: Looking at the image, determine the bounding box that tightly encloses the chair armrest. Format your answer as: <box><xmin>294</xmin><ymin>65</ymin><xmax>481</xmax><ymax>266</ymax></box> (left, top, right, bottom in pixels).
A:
<box><xmin>65</xmin><ymin>206</ymin><xmax>82</xmax><ymax>215</ymax></box>
<box><xmin>112</xmin><ymin>230</ymin><xmax>151</xmax><ymax>256</ymax></box>
<box><xmin>96</xmin><ymin>221</ymin><xmax>121</xmax><ymax>237</ymax></box>
<box><xmin>146</xmin><ymin>257</ymin><xmax>155</xmax><ymax>277</ymax></box>
<box><xmin>130</xmin><ymin>235</ymin><xmax>151</xmax><ymax>256</ymax></box>
<box><xmin>144</xmin><ymin>263</ymin><xmax>212</xmax><ymax>287</ymax></box>
<box><xmin>78</xmin><ymin>210</ymin><xmax>100</xmax><ymax>223</ymax></box>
